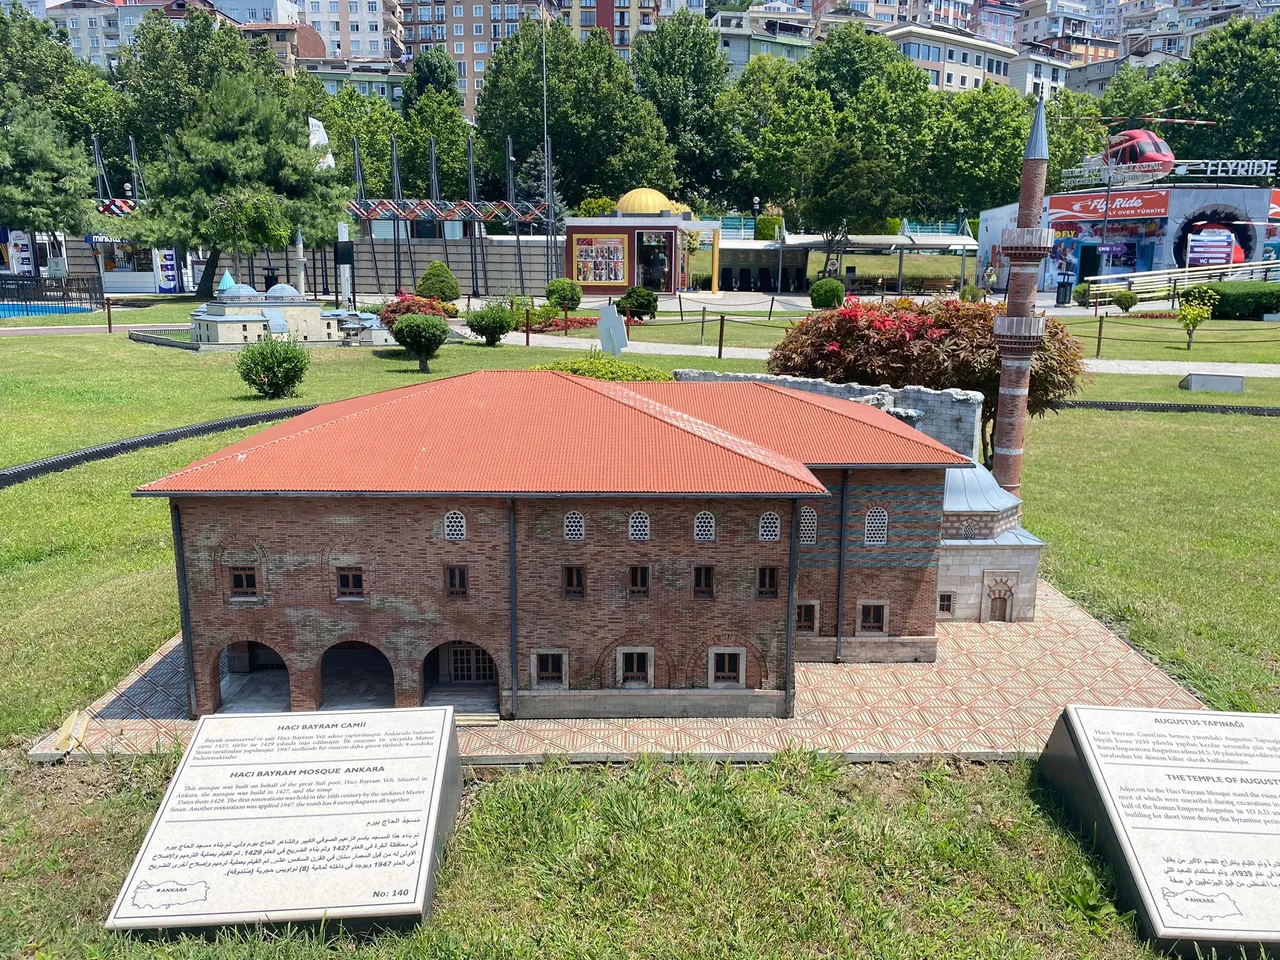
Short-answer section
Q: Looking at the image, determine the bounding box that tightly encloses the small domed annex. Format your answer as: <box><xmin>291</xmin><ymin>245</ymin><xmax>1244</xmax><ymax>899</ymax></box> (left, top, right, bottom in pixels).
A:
<box><xmin>266</xmin><ymin>283</ymin><xmax>304</xmax><ymax>301</ymax></box>
<box><xmin>218</xmin><ymin>283</ymin><xmax>261</xmax><ymax>302</ymax></box>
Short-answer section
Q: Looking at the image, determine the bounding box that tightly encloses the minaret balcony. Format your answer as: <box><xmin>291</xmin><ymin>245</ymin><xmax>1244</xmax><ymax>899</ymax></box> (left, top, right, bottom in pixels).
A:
<box><xmin>1000</xmin><ymin>227</ymin><xmax>1054</xmax><ymax>260</ymax></box>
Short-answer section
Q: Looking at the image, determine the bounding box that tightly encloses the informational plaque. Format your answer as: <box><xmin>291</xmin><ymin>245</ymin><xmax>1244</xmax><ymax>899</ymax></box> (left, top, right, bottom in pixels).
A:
<box><xmin>1041</xmin><ymin>705</ymin><xmax>1280</xmax><ymax>957</ymax></box>
<box><xmin>107</xmin><ymin>707</ymin><xmax>462</xmax><ymax>931</ymax></box>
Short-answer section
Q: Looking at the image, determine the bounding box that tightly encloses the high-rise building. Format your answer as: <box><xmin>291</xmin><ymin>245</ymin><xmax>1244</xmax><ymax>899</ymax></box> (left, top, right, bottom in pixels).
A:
<box><xmin>968</xmin><ymin>0</ymin><xmax>1019</xmax><ymax>44</ymax></box>
<box><xmin>399</xmin><ymin>0</ymin><xmax>553</xmax><ymax>116</ymax></box>
<box><xmin>558</xmin><ymin>0</ymin><xmax>653</xmax><ymax>61</ymax></box>
<box><xmin>901</xmin><ymin>0</ymin><xmax>972</xmax><ymax>28</ymax></box>
<box><xmin>46</xmin><ymin>0</ymin><xmax>239</xmax><ymax>67</ymax></box>
<box><xmin>298</xmin><ymin>0</ymin><xmax>402</xmax><ymax>58</ymax></box>
<box><xmin>881</xmin><ymin>21</ymin><xmax>1017</xmax><ymax>90</ymax></box>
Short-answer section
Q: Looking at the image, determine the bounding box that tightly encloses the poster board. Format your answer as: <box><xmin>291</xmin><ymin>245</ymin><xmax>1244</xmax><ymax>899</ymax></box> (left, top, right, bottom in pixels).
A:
<box><xmin>574</xmin><ymin>234</ymin><xmax>628</xmax><ymax>286</ymax></box>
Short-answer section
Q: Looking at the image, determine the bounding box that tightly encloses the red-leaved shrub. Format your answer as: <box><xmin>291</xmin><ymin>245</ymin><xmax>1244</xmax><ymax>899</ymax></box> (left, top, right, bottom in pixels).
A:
<box><xmin>380</xmin><ymin>293</ymin><xmax>449</xmax><ymax>333</ymax></box>
<box><xmin>767</xmin><ymin>297</ymin><xmax>1086</xmax><ymax>459</ymax></box>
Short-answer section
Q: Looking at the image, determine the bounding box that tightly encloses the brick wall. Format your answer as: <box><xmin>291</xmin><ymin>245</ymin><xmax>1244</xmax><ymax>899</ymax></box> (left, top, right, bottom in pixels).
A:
<box><xmin>939</xmin><ymin>506</ymin><xmax>1020</xmax><ymax>539</ymax></box>
<box><xmin>672</xmin><ymin>370</ymin><xmax>984</xmax><ymax>460</ymax></box>
<box><xmin>178</xmin><ymin>495</ymin><xmax>801</xmax><ymax>718</ymax></box>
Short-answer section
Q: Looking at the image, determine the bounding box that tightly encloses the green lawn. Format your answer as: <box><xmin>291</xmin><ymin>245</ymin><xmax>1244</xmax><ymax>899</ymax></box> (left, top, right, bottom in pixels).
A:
<box><xmin>1</xmin><ymin>749</ymin><xmax>1153</xmax><ymax>960</ymax></box>
<box><xmin>1078</xmin><ymin>373</ymin><xmax>1280</xmax><ymax>406</ymax></box>
<box><xmin>2</xmin><ymin>335</ymin><xmax>1279</xmax><ymax>957</ymax></box>
<box><xmin>0</xmin><ymin>297</ymin><xmax>202</xmax><ymax>329</ymax></box>
<box><xmin>0</xmin><ymin>336</ymin><xmax>765</xmax><ymax>468</ymax></box>
<box><xmin>1023</xmin><ymin>409</ymin><xmax>1280</xmax><ymax>712</ymax></box>
<box><xmin>1055</xmin><ymin>313</ymin><xmax>1280</xmax><ymax>365</ymax></box>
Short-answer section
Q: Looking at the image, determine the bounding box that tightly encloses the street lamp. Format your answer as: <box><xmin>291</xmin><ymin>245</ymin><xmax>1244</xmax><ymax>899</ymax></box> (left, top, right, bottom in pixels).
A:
<box><xmin>751</xmin><ymin>196</ymin><xmax>761</xmax><ymax>218</ymax></box>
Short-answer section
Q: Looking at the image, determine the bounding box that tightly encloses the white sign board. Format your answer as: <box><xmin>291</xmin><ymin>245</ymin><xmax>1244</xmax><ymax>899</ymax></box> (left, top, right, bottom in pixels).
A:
<box><xmin>597</xmin><ymin>303</ymin><xmax>628</xmax><ymax>357</ymax></box>
<box><xmin>107</xmin><ymin>707</ymin><xmax>461</xmax><ymax>931</ymax></box>
<box><xmin>1041</xmin><ymin>705</ymin><xmax>1280</xmax><ymax>957</ymax></box>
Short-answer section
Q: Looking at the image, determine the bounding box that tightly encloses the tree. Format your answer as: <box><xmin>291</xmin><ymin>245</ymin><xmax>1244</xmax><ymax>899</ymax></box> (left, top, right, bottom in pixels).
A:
<box><xmin>400</xmin><ymin>45</ymin><xmax>463</xmax><ymax>116</ymax></box>
<box><xmin>631</xmin><ymin>10</ymin><xmax>740</xmax><ymax>205</ymax></box>
<box><xmin>398</xmin><ymin>86</ymin><xmax>470</xmax><ymax>199</ymax></box>
<box><xmin>1046</xmin><ymin>87</ymin><xmax>1107</xmax><ymax>193</ymax></box>
<box><xmin>807</xmin><ymin>24</ymin><xmax>909</xmax><ymax>111</ymax></box>
<box><xmin>236</xmin><ymin>336</ymin><xmax>311</xmax><ymax>398</ymax></box>
<box><xmin>924</xmin><ymin>82</ymin><xmax>1029</xmax><ymax>218</ymax></box>
<box><xmin>0</xmin><ymin>96</ymin><xmax>96</xmax><ymax>275</ymax></box>
<box><xmin>132</xmin><ymin>73</ymin><xmax>349</xmax><ymax>298</ymax></box>
<box><xmin>1097</xmin><ymin>62</ymin><xmax>1178</xmax><ymax>131</ymax></box>
<box><xmin>393</xmin><ymin>312</ymin><xmax>450</xmax><ymax>371</ymax></box>
<box><xmin>1166</xmin><ymin>17</ymin><xmax>1280</xmax><ymax>162</ymax></box>
<box><xmin>476</xmin><ymin>21</ymin><xmax>676</xmax><ymax>205</ymax></box>
<box><xmin>313</xmin><ymin>85</ymin><xmax>404</xmax><ymax>198</ymax></box>
<box><xmin>796</xmin><ymin>133</ymin><xmax>899</xmax><ymax>262</ymax></box>
<box><xmin>115</xmin><ymin>10</ymin><xmax>280</xmax><ymax>165</ymax></box>
<box><xmin>726</xmin><ymin>55</ymin><xmax>835</xmax><ymax>216</ymax></box>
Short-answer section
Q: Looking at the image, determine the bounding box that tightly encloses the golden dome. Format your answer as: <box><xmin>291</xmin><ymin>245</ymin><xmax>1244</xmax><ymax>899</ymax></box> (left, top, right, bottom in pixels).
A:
<box><xmin>616</xmin><ymin>188</ymin><xmax>675</xmax><ymax>215</ymax></box>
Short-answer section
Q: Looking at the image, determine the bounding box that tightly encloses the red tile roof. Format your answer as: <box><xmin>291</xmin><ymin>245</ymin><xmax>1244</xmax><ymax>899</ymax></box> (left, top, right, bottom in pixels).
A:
<box><xmin>137</xmin><ymin>372</ymin><xmax>968</xmax><ymax>498</ymax></box>
<box><xmin>137</xmin><ymin>372</ymin><xmax>828</xmax><ymax>498</ymax></box>
<box><xmin>627</xmin><ymin>381</ymin><xmax>973</xmax><ymax>468</ymax></box>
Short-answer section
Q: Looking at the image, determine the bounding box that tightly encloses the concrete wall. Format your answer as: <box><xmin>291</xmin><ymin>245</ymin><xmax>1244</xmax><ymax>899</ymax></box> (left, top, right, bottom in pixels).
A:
<box><xmin>672</xmin><ymin>370</ymin><xmax>985</xmax><ymax>461</ymax></box>
<box><xmin>937</xmin><ymin>543</ymin><xmax>1042</xmax><ymax>622</ymax></box>
<box><xmin>214</xmin><ymin>234</ymin><xmax>560</xmax><ymax>301</ymax></box>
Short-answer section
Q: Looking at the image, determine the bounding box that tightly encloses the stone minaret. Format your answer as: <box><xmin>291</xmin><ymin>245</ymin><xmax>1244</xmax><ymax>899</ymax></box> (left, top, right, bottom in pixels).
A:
<box><xmin>992</xmin><ymin>98</ymin><xmax>1054</xmax><ymax>499</ymax></box>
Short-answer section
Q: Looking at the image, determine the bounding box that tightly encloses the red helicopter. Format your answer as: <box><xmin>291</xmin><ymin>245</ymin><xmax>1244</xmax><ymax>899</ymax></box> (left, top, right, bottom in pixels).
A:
<box><xmin>1103</xmin><ymin>129</ymin><xmax>1177</xmax><ymax>177</ymax></box>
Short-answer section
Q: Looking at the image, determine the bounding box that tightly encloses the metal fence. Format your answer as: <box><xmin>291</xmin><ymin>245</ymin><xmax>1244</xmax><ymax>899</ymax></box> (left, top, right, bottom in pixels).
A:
<box><xmin>0</xmin><ymin>275</ymin><xmax>106</xmax><ymax>315</ymax></box>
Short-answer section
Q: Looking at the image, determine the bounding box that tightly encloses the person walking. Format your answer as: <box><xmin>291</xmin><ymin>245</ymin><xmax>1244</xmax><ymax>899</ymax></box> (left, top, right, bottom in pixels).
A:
<box><xmin>982</xmin><ymin>263</ymin><xmax>998</xmax><ymax>301</ymax></box>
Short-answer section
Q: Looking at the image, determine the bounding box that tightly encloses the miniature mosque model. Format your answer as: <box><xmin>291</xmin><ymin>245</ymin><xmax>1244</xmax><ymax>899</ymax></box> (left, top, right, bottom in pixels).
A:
<box><xmin>190</xmin><ymin>270</ymin><xmax>357</xmax><ymax>345</ymax></box>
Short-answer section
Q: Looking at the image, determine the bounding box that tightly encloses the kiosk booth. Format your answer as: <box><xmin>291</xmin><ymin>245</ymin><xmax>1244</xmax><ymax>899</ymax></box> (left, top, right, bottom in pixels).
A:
<box><xmin>563</xmin><ymin>189</ymin><xmax>722</xmax><ymax>295</ymax></box>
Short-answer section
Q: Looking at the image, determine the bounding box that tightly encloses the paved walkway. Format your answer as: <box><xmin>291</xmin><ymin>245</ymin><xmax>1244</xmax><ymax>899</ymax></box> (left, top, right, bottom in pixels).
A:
<box><xmin>1086</xmin><ymin>359</ymin><xmax>1280</xmax><ymax>377</ymax></box>
<box><xmin>28</xmin><ymin>583</ymin><xmax>1200</xmax><ymax>764</ymax></box>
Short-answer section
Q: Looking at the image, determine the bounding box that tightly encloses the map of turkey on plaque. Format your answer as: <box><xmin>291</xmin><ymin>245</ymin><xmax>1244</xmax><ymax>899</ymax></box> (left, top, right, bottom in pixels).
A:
<box><xmin>106</xmin><ymin>706</ymin><xmax>462</xmax><ymax>932</ymax></box>
<box><xmin>1041</xmin><ymin>705</ymin><xmax>1280</xmax><ymax>958</ymax></box>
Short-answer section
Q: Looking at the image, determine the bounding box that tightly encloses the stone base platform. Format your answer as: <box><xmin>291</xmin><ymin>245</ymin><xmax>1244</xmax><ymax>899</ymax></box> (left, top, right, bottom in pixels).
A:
<box><xmin>27</xmin><ymin>583</ymin><xmax>1201</xmax><ymax>764</ymax></box>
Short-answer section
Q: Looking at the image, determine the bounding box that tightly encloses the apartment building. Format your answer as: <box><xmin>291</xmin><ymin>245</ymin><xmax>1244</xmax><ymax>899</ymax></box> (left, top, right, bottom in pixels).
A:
<box><xmin>901</xmin><ymin>0</ymin><xmax>972</xmax><ymax>28</ymax></box>
<box><xmin>968</xmin><ymin>0</ymin><xmax>1018</xmax><ymax>44</ymax></box>
<box><xmin>1028</xmin><ymin>31</ymin><xmax>1118</xmax><ymax>59</ymax></box>
<box><xmin>299</xmin><ymin>55</ymin><xmax>409</xmax><ymax>96</ymax></box>
<box><xmin>399</xmin><ymin>0</ymin><xmax>550</xmax><ymax>115</ymax></box>
<box><xmin>211</xmin><ymin>0</ymin><xmax>302</xmax><ymax>22</ymax></box>
<box><xmin>47</xmin><ymin>0</ymin><xmax>235</xmax><ymax>66</ymax></box>
<box><xmin>1064</xmin><ymin>47</ymin><xmax>1180</xmax><ymax>93</ymax></box>
<box><xmin>711</xmin><ymin>1</ymin><xmax>813</xmax><ymax>75</ymax></box>
<box><xmin>1017</xmin><ymin>0</ymin><xmax>1093</xmax><ymax>43</ymax></box>
<box><xmin>882</xmin><ymin>21</ymin><xmax>1015</xmax><ymax>90</ymax></box>
<box><xmin>1006</xmin><ymin>46</ymin><xmax>1071</xmax><ymax>95</ymax></box>
<box><xmin>240</xmin><ymin>20</ymin><xmax>327</xmax><ymax>71</ymax></box>
<box><xmin>812</xmin><ymin>0</ymin><xmax>900</xmax><ymax>23</ymax></box>
<box><xmin>297</xmin><ymin>0</ymin><xmax>402</xmax><ymax>56</ymax></box>
<box><xmin>558</xmin><ymin>0</ymin><xmax>651</xmax><ymax>61</ymax></box>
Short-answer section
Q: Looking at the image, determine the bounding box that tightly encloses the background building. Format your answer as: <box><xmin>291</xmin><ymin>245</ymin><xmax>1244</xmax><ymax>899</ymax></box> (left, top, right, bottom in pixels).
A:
<box><xmin>968</xmin><ymin>0</ymin><xmax>1018</xmax><ymax>45</ymax></box>
<box><xmin>711</xmin><ymin>2</ymin><xmax>813</xmax><ymax>75</ymax></box>
<box><xmin>299</xmin><ymin>55</ymin><xmax>409</xmax><ymax>98</ymax></box>
<box><xmin>296</xmin><ymin>0</ymin><xmax>402</xmax><ymax>57</ymax></box>
<box><xmin>882</xmin><ymin>21</ymin><xmax>1015</xmax><ymax>89</ymax></box>
<box><xmin>240</xmin><ymin>20</ymin><xmax>327</xmax><ymax>71</ymax></box>
<box><xmin>1007</xmin><ymin>46</ymin><xmax>1072</xmax><ymax>95</ymax></box>
<box><xmin>47</xmin><ymin>0</ymin><xmax>237</xmax><ymax>66</ymax></box>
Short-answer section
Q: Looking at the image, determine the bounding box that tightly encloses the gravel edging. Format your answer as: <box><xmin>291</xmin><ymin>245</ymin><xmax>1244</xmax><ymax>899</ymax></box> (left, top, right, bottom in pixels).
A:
<box><xmin>1058</xmin><ymin>400</ymin><xmax>1280</xmax><ymax>416</ymax></box>
<box><xmin>0</xmin><ymin>406</ymin><xmax>316</xmax><ymax>490</ymax></box>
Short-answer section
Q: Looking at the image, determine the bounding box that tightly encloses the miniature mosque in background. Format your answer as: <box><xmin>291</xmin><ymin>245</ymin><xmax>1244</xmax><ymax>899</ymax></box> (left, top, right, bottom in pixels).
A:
<box><xmin>191</xmin><ymin>270</ymin><xmax>382</xmax><ymax>346</ymax></box>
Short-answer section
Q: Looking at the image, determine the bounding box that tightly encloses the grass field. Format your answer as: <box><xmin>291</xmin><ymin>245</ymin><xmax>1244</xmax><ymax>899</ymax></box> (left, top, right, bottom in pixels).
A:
<box><xmin>1056</xmin><ymin>312</ymin><xmax>1280</xmax><ymax>365</ymax></box>
<box><xmin>0</xmin><ymin>750</ymin><xmax>1151</xmax><ymax>960</ymax></box>
<box><xmin>1078</xmin><ymin>373</ymin><xmax>1280</xmax><ymax>406</ymax></box>
<box><xmin>2</xmin><ymin>333</ymin><xmax>1277</xmax><ymax>957</ymax></box>
<box><xmin>0</xmin><ymin>336</ymin><xmax>765</xmax><ymax>467</ymax></box>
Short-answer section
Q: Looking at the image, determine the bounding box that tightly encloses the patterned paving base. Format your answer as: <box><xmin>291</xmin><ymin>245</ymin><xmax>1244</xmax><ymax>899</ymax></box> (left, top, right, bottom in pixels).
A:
<box><xmin>27</xmin><ymin>582</ymin><xmax>1202</xmax><ymax>764</ymax></box>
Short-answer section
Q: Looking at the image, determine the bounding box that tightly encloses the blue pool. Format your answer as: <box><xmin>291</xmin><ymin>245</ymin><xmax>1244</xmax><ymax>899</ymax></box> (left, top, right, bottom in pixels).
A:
<box><xmin>0</xmin><ymin>303</ymin><xmax>94</xmax><ymax>318</ymax></box>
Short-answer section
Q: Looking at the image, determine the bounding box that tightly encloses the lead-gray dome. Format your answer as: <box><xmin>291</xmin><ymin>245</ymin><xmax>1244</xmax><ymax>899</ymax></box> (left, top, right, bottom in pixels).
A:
<box><xmin>266</xmin><ymin>283</ymin><xmax>303</xmax><ymax>300</ymax></box>
<box><xmin>218</xmin><ymin>283</ymin><xmax>261</xmax><ymax>301</ymax></box>
<box><xmin>943</xmin><ymin>461</ymin><xmax>1021</xmax><ymax>513</ymax></box>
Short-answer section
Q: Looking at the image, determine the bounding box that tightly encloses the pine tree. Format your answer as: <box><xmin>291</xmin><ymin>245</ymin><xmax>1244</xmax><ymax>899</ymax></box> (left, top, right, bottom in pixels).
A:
<box><xmin>515</xmin><ymin>146</ymin><xmax>565</xmax><ymax>231</ymax></box>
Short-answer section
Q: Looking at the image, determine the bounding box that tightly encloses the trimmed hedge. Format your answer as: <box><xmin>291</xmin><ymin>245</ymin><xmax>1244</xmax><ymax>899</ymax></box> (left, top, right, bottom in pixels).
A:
<box><xmin>531</xmin><ymin>353</ymin><xmax>673</xmax><ymax>381</ymax></box>
<box><xmin>1183</xmin><ymin>282</ymin><xmax>1280</xmax><ymax>320</ymax></box>
<box><xmin>810</xmin><ymin>277</ymin><xmax>845</xmax><ymax>309</ymax></box>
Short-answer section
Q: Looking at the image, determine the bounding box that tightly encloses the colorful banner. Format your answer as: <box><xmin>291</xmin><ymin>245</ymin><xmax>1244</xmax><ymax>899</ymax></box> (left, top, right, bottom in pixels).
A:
<box><xmin>1270</xmin><ymin>189</ymin><xmax>1280</xmax><ymax>220</ymax></box>
<box><xmin>1048</xmin><ymin>190</ymin><xmax>1169</xmax><ymax>222</ymax></box>
<box><xmin>152</xmin><ymin>248</ymin><xmax>179</xmax><ymax>294</ymax></box>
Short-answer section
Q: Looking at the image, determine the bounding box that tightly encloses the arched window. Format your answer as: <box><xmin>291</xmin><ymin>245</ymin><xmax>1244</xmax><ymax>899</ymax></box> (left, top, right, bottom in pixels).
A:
<box><xmin>758</xmin><ymin>511</ymin><xmax>780</xmax><ymax>542</ymax></box>
<box><xmin>443</xmin><ymin>510</ymin><xmax>467</xmax><ymax>541</ymax></box>
<box><xmin>563</xmin><ymin>511</ymin><xmax>585</xmax><ymax>541</ymax></box>
<box><xmin>799</xmin><ymin>506</ymin><xmax>817</xmax><ymax>545</ymax></box>
<box><xmin>864</xmin><ymin>507</ymin><xmax>888</xmax><ymax>546</ymax></box>
<box><xmin>694</xmin><ymin>511</ymin><xmax>716</xmax><ymax>542</ymax></box>
<box><xmin>628</xmin><ymin>511</ymin><xmax>650</xmax><ymax>541</ymax></box>
<box><xmin>960</xmin><ymin>520</ymin><xmax>978</xmax><ymax>540</ymax></box>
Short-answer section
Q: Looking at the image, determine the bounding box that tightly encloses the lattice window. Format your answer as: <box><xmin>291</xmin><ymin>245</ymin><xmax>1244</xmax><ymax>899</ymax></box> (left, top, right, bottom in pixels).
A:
<box><xmin>563</xmin><ymin>511</ymin><xmax>585</xmax><ymax>541</ymax></box>
<box><xmin>628</xmin><ymin>511</ymin><xmax>650</xmax><ymax>541</ymax></box>
<box><xmin>799</xmin><ymin>506</ymin><xmax>817</xmax><ymax>545</ymax></box>
<box><xmin>694</xmin><ymin>511</ymin><xmax>716</xmax><ymax>542</ymax></box>
<box><xmin>443</xmin><ymin>510</ymin><xmax>466</xmax><ymax>540</ymax></box>
<box><xmin>758</xmin><ymin>511</ymin><xmax>780</xmax><ymax>542</ymax></box>
<box><xmin>864</xmin><ymin>508</ymin><xmax>888</xmax><ymax>546</ymax></box>
<box><xmin>960</xmin><ymin>520</ymin><xmax>978</xmax><ymax>539</ymax></box>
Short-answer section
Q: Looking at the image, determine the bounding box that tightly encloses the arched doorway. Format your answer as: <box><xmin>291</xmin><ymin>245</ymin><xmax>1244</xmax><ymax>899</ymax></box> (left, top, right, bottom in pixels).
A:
<box><xmin>422</xmin><ymin>641</ymin><xmax>500</xmax><ymax>717</ymax></box>
<box><xmin>320</xmin><ymin>641</ymin><xmax>395</xmax><ymax>710</ymax></box>
<box><xmin>989</xmin><ymin>595</ymin><xmax>1009</xmax><ymax>622</ymax></box>
<box><xmin>217</xmin><ymin>641</ymin><xmax>290</xmax><ymax>713</ymax></box>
